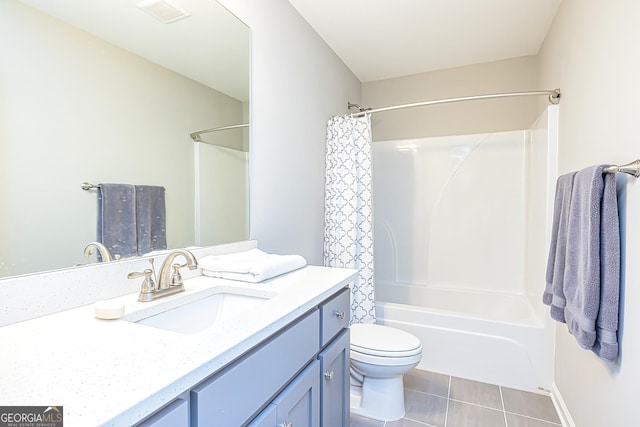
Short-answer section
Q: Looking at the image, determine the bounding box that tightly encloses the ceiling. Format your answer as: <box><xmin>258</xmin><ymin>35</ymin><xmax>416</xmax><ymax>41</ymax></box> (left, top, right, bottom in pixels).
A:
<box><xmin>17</xmin><ymin>0</ymin><xmax>250</xmax><ymax>101</ymax></box>
<box><xmin>287</xmin><ymin>0</ymin><xmax>562</xmax><ymax>82</ymax></box>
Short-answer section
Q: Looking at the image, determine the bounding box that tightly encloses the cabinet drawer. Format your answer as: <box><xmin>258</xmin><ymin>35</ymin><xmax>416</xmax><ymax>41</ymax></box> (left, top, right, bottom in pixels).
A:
<box><xmin>191</xmin><ymin>310</ymin><xmax>320</xmax><ymax>426</ymax></box>
<box><xmin>320</xmin><ymin>288</ymin><xmax>350</xmax><ymax>347</ymax></box>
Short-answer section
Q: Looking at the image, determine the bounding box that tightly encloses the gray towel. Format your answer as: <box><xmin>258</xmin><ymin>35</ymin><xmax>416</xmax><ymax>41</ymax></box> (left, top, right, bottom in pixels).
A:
<box><xmin>562</xmin><ymin>165</ymin><xmax>620</xmax><ymax>361</ymax></box>
<box><xmin>97</xmin><ymin>183</ymin><xmax>137</xmax><ymax>259</ymax></box>
<box><xmin>592</xmin><ymin>172</ymin><xmax>620</xmax><ymax>360</ymax></box>
<box><xmin>544</xmin><ymin>172</ymin><xmax>576</xmax><ymax>322</ymax></box>
<box><xmin>135</xmin><ymin>185</ymin><xmax>167</xmax><ymax>256</ymax></box>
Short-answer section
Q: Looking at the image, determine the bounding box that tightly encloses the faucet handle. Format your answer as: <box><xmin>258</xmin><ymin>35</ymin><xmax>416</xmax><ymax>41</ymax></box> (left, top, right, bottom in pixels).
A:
<box><xmin>128</xmin><ymin>269</ymin><xmax>156</xmax><ymax>301</ymax></box>
<box><xmin>170</xmin><ymin>263</ymin><xmax>187</xmax><ymax>287</ymax></box>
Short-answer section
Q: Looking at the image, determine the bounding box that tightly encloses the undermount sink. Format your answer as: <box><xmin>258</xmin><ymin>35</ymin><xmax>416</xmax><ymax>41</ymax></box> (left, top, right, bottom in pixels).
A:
<box><xmin>125</xmin><ymin>289</ymin><xmax>273</xmax><ymax>334</ymax></box>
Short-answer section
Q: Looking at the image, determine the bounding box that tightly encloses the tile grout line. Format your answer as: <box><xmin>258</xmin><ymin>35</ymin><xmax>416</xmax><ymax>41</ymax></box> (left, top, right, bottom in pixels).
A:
<box><xmin>503</xmin><ymin>410</ymin><xmax>563</xmax><ymax>426</ymax></box>
<box><xmin>402</xmin><ymin>416</ymin><xmax>439</xmax><ymax>427</ymax></box>
<box><xmin>499</xmin><ymin>386</ymin><xmax>508</xmax><ymax>427</ymax></box>
<box><xmin>361</xmin><ymin>371</ymin><xmax>562</xmax><ymax>427</ymax></box>
<box><xmin>444</xmin><ymin>374</ymin><xmax>451</xmax><ymax>427</ymax></box>
<box><xmin>447</xmin><ymin>398</ymin><xmax>507</xmax><ymax>412</ymax></box>
<box><xmin>405</xmin><ymin>388</ymin><xmax>451</xmax><ymax>400</ymax></box>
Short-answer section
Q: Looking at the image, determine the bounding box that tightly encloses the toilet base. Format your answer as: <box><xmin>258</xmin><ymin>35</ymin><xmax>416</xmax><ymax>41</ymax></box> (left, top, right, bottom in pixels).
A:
<box><xmin>350</xmin><ymin>374</ymin><xmax>406</xmax><ymax>421</ymax></box>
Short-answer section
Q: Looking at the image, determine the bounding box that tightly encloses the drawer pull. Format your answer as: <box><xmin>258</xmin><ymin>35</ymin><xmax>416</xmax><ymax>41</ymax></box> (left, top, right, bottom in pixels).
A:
<box><xmin>279</xmin><ymin>423</ymin><xmax>292</xmax><ymax>427</ymax></box>
<box><xmin>324</xmin><ymin>370</ymin><xmax>334</xmax><ymax>381</ymax></box>
<box><xmin>335</xmin><ymin>310</ymin><xmax>345</xmax><ymax>320</ymax></box>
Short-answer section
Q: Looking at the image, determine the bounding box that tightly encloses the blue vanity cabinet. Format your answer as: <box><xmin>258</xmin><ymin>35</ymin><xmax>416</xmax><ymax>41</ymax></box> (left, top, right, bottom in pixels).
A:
<box><xmin>248</xmin><ymin>361</ymin><xmax>320</xmax><ymax>427</ymax></box>
<box><xmin>136</xmin><ymin>286</ymin><xmax>351</xmax><ymax>427</ymax></box>
<box><xmin>249</xmin><ymin>289</ymin><xmax>350</xmax><ymax>427</ymax></box>
<box><xmin>135</xmin><ymin>397</ymin><xmax>189</xmax><ymax>427</ymax></box>
<box><xmin>274</xmin><ymin>360</ymin><xmax>321</xmax><ymax>426</ymax></box>
<box><xmin>246</xmin><ymin>404</ymin><xmax>277</xmax><ymax>427</ymax></box>
<box><xmin>319</xmin><ymin>329</ymin><xmax>350</xmax><ymax>427</ymax></box>
<box><xmin>320</xmin><ymin>288</ymin><xmax>350</xmax><ymax>347</ymax></box>
<box><xmin>318</xmin><ymin>288</ymin><xmax>350</xmax><ymax>427</ymax></box>
<box><xmin>191</xmin><ymin>310</ymin><xmax>320</xmax><ymax>426</ymax></box>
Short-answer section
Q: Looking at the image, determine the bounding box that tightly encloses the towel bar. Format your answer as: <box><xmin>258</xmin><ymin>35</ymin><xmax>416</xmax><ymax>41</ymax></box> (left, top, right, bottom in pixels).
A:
<box><xmin>603</xmin><ymin>160</ymin><xmax>640</xmax><ymax>178</ymax></box>
<box><xmin>81</xmin><ymin>182</ymin><xmax>101</xmax><ymax>191</ymax></box>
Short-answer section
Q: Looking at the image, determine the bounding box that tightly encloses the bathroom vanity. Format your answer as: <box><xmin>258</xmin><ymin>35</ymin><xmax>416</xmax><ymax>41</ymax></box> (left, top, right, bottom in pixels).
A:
<box><xmin>0</xmin><ymin>261</ymin><xmax>355</xmax><ymax>427</ymax></box>
<box><xmin>141</xmin><ymin>287</ymin><xmax>350</xmax><ymax>427</ymax></box>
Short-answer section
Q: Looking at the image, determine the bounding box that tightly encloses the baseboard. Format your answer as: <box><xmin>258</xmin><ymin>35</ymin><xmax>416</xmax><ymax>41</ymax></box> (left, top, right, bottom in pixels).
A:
<box><xmin>550</xmin><ymin>382</ymin><xmax>575</xmax><ymax>427</ymax></box>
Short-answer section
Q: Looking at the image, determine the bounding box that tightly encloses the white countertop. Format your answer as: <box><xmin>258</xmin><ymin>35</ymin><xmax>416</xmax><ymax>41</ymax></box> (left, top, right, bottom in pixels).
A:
<box><xmin>0</xmin><ymin>265</ymin><xmax>356</xmax><ymax>426</ymax></box>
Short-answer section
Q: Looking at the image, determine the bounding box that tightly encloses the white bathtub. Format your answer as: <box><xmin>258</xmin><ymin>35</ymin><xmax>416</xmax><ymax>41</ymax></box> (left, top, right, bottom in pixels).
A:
<box><xmin>370</xmin><ymin>108</ymin><xmax>559</xmax><ymax>394</ymax></box>
<box><xmin>375</xmin><ymin>285</ymin><xmax>554</xmax><ymax>393</ymax></box>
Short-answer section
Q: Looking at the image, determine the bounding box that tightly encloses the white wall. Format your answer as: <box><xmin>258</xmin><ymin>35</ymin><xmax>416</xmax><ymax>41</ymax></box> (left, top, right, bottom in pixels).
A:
<box><xmin>538</xmin><ymin>1</ymin><xmax>640</xmax><ymax>425</ymax></box>
<box><xmin>0</xmin><ymin>1</ymin><xmax>245</xmax><ymax>276</ymax></box>
<box><xmin>362</xmin><ymin>56</ymin><xmax>541</xmax><ymax>141</ymax></box>
<box><xmin>218</xmin><ymin>0</ymin><xmax>362</xmax><ymax>265</ymax></box>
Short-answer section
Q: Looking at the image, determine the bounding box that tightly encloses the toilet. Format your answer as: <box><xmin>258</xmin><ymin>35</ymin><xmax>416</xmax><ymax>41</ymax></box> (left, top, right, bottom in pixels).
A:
<box><xmin>349</xmin><ymin>323</ymin><xmax>423</xmax><ymax>421</ymax></box>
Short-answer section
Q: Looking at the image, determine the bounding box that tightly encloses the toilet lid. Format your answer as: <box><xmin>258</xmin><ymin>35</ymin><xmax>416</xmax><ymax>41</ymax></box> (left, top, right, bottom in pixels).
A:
<box><xmin>350</xmin><ymin>323</ymin><xmax>422</xmax><ymax>357</ymax></box>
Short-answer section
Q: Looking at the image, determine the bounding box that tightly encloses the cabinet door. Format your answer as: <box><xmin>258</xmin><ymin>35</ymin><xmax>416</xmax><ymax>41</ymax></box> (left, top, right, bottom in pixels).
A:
<box><xmin>247</xmin><ymin>403</ymin><xmax>277</xmax><ymax>427</ymax></box>
<box><xmin>319</xmin><ymin>329</ymin><xmax>350</xmax><ymax>427</ymax></box>
<box><xmin>273</xmin><ymin>360</ymin><xmax>320</xmax><ymax>427</ymax></box>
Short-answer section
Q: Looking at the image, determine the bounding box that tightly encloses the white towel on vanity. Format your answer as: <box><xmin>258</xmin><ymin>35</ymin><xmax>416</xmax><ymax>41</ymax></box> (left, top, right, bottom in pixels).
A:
<box><xmin>199</xmin><ymin>248</ymin><xmax>307</xmax><ymax>283</ymax></box>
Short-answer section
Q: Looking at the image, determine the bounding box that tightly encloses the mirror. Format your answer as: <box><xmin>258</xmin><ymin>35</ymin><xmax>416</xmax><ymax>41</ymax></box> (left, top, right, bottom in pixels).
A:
<box><xmin>0</xmin><ymin>0</ymin><xmax>250</xmax><ymax>278</ymax></box>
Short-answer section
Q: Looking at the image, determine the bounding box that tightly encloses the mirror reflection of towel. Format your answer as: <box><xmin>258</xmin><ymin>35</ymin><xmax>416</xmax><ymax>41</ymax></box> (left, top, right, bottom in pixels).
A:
<box><xmin>135</xmin><ymin>185</ymin><xmax>167</xmax><ymax>256</ymax></box>
<box><xmin>97</xmin><ymin>183</ymin><xmax>166</xmax><ymax>259</ymax></box>
<box><xmin>98</xmin><ymin>184</ymin><xmax>137</xmax><ymax>259</ymax></box>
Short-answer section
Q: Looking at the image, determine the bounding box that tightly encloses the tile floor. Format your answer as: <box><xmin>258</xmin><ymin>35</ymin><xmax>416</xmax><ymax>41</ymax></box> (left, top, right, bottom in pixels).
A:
<box><xmin>350</xmin><ymin>370</ymin><xmax>562</xmax><ymax>427</ymax></box>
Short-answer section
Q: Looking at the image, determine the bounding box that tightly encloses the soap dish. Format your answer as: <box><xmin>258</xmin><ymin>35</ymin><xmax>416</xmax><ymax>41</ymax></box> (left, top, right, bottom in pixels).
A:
<box><xmin>94</xmin><ymin>299</ymin><xmax>125</xmax><ymax>320</ymax></box>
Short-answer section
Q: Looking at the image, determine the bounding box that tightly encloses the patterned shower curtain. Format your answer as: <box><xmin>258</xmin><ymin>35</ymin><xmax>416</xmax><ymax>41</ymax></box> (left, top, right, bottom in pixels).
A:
<box><xmin>323</xmin><ymin>114</ymin><xmax>375</xmax><ymax>324</ymax></box>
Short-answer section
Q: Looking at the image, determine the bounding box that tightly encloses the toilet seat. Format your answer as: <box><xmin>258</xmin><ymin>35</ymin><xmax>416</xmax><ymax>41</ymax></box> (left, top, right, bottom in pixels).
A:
<box><xmin>350</xmin><ymin>323</ymin><xmax>422</xmax><ymax>358</ymax></box>
<box><xmin>349</xmin><ymin>323</ymin><xmax>423</xmax><ymax>421</ymax></box>
<box><xmin>351</xmin><ymin>347</ymin><xmax>422</xmax><ymax>367</ymax></box>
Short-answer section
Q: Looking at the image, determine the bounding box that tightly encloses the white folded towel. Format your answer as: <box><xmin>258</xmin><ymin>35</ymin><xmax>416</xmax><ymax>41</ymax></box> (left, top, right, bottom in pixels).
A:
<box><xmin>199</xmin><ymin>248</ymin><xmax>307</xmax><ymax>283</ymax></box>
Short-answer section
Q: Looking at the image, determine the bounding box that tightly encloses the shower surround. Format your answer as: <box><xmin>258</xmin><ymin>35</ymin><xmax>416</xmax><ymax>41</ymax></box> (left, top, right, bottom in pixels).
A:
<box><xmin>373</xmin><ymin>106</ymin><xmax>558</xmax><ymax>393</ymax></box>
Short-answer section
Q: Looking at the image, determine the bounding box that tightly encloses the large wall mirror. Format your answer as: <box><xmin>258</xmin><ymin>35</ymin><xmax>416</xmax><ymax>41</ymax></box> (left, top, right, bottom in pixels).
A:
<box><xmin>0</xmin><ymin>0</ymin><xmax>250</xmax><ymax>279</ymax></box>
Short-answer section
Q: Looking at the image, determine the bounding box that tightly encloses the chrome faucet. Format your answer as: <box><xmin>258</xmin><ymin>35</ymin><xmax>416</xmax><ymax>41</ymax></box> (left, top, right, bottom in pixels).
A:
<box><xmin>157</xmin><ymin>249</ymin><xmax>198</xmax><ymax>290</ymax></box>
<box><xmin>83</xmin><ymin>241</ymin><xmax>115</xmax><ymax>262</ymax></box>
<box><xmin>129</xmin><ymin>250</ymin><xmax>198</xmax><ymax>302</ymax></box>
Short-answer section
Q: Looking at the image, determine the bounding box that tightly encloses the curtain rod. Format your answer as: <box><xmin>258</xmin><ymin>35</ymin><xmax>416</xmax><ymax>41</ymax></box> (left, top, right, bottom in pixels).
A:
<box><xmin>347</xmin><ymin>89</ymin><xmax>561</xmax><ymax>117</ymax></box>
<box><xmin>190</xmin><ymin>123</ymin><xmax>249</xmax><ymax>142</ymax></box>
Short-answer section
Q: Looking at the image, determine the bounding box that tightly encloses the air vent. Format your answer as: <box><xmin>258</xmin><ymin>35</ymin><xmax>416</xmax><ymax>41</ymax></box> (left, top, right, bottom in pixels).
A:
<box><xmin>137</xmin><ymin>0</ymin><xmax>190</xmax><ymax>24</ymax></box>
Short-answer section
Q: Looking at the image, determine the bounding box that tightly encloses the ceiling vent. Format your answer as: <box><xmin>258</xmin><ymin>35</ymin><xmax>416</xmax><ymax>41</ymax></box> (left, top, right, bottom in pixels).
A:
<box><xmin>137</xmin><ymin>0</ymin><xmax>190</xmax><ymax>24</ymax></box>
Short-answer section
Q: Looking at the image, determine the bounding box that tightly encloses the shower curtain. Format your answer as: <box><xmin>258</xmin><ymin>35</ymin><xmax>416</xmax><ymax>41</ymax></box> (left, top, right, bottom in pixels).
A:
<box><xmin>323</xmin><ymin>114</ymin><xmax>375</xmax><ymax>324</ymax></box>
